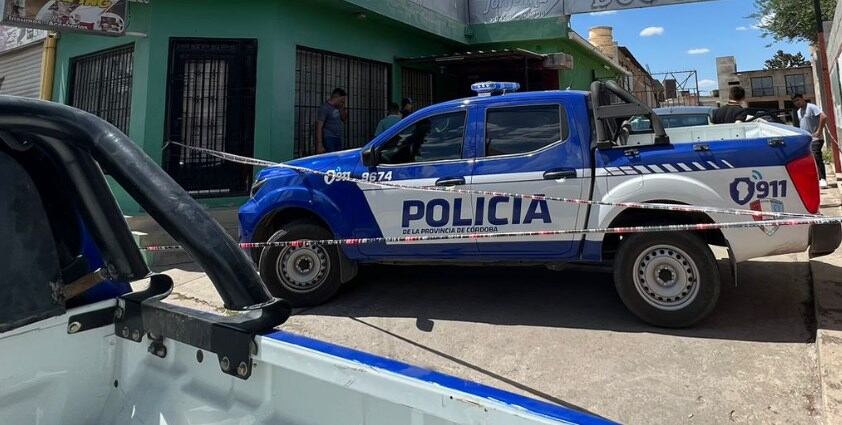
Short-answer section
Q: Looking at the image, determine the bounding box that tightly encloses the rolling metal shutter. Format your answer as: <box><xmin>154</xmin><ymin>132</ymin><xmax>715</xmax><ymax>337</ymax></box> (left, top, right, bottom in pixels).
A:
<box><xmin>0</xmin><ymin>42</ymin><xmax>42</xmax><ymax>99</ymax></box>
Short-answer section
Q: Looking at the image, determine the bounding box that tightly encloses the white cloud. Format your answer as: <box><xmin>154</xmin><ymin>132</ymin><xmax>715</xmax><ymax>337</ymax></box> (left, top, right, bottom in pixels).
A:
<box><xmin>736</xmin><ymin>26</ymin><xmax>748</xmax><ymax>31</ymax></box>
<box><xmin>640</xmin><ymin>26</ymin><xmax>664</xmax><ymax>37</ymax></box>
<box><xmin>590</xmin><ymin>10</ymin><xmax>617</xmax><ymax>16</ymax></box>
<box><xmin>698</xmin><ymin>79</ymin><xmax>718</xmax><ymax>90</ymax></box>
<box><xmin>752</xmin><ymin>12</ymin><xmax>774</xmax><ymax>30</ymax></box>
<box><xmin>687</xmin><ymin>48</ymin><xmax>711</xmax><ymax>55</ymax></box>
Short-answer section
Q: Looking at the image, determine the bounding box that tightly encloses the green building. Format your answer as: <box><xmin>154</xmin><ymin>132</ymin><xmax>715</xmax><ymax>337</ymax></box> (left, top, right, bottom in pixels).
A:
<box><xmin>51</xmin><ymin>0</ymin><xmax>625</xmax><ymax>214</ymax></box>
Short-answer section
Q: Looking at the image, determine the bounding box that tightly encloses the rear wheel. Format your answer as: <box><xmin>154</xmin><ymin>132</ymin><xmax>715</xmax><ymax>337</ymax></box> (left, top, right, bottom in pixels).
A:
<box><xmin>258</xmin><ymin>221</ymin><xmax>342</xmax><ymax>307</ymax></box>
<box><xmin>613</xmin><ymin>232</ymin><xmax>720</xmax><ymax>328</ymax></box>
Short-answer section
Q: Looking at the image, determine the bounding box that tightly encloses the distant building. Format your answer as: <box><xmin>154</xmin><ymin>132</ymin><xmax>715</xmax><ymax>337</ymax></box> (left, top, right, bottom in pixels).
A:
<box><xmin>588</xmin><ymin>26</ymin><xmax>661</xmax><ymax>108</ymax></box>
<box><xmin>716</xmin><ymin>55</ymin><xmax>814</xmax><ymax>117</ymax></box>
<box><xmin>0</xmin><ymin>26</ymin><xmax>47</xmax><ymax>98</ymax></box>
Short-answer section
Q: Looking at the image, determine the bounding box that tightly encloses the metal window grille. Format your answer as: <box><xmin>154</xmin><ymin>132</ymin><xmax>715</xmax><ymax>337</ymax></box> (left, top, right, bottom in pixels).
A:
<box><xmin>163</xmin><ymin>39</ymin><xmax>257</xmax><ymax>197</ymax></box>
<box><xmin>69</xmin><ymin>44</ymin><xmax>134</xmax><ymax>134</ymax></box>
<box><xmin>295</xmin><ymin>47</ymin><xmax>390</xmax><ymax>158</ymax></box>
<box><xmin>751</xmin><ymin>77</ymin><xmax>774</xmax><ymax>97</ymax></box>
<box><xmin>401</xmin><ymin>67</ymin><xmax>434</xmax><ymax>109</ymax></box>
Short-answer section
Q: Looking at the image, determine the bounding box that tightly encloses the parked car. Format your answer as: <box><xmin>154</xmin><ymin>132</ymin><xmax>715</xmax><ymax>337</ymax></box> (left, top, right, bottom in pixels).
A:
<box><xmin>241</xmin><ymin>81</ymin><xmax>840</xmax><ymax>327</ymax></box>
<box><xmin>630</xmin><ymin>106</ymin><xmax>714</xmax><ymax>131</ymax></box>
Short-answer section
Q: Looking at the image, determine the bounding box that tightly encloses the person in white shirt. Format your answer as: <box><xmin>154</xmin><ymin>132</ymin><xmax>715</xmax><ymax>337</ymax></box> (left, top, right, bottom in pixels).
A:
<box><xmin>794</xmin><ymin>94</ymin><xmax>829</xmax><ymax>188</ymax></box>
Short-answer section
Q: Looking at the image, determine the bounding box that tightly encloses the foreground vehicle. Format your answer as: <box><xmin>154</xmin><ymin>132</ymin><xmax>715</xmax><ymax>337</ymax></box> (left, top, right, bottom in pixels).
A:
<box><xmin>242</xmin><ymin>81</ymin><xmax>841</xmax><ymax>327</ymax></box>
<box><xmin>0</xmin><ymin>97</ymin><xmax>611</xmax><ymax>424</ymax></box>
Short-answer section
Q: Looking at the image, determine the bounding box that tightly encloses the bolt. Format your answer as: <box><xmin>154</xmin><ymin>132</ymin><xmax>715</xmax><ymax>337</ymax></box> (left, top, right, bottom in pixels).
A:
<box><xmin>114</xmin><ymin>307</ymin><xmax>124</xmax><ymax>320</ymax></box>
<box><xmin>237</xmin><ymin>361</ymin><xmax>249</xmax><ymax>377</ymax></box>
<box><xmin>220</xmin><ymin>356</ymin><xmax>230</xmax><ymax>371</ymax></box>
<box><xmin>121</xmin><ymin>326</ymin><xmax>129</xmax><ymax>338</ymax></box>
<box><xmin>132</xmin><ymin>329</ymin><xmax>141</xmax><ymax>341</ymax></box>
<box><xmin>67</xmin><ymin>321</ymin><xmax>82</xmax><ymax>334</ymax></box>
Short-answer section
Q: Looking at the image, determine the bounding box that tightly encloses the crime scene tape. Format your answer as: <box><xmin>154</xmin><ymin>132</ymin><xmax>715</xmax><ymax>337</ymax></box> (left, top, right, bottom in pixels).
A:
<box><xmin>143</xmin><ymin>215</ymin><xmax>837</xmax><ymax>252</ymax></box>
<box><xmin>165</xmin><ymin>141</ymin><xmax>816</xmax><ymax>220</ymax></box>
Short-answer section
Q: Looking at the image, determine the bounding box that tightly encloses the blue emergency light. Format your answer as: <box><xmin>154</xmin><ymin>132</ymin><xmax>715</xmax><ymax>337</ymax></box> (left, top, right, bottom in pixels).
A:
<box><xmin>471</xmin><ymin>82</ymin><xmax>520</xmax><ymax>97</ymax></box>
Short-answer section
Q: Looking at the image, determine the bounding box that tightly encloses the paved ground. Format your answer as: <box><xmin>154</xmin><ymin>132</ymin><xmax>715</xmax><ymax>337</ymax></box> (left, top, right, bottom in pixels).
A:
<box><xmin>161</xmin><ymin>252</ymin><xmax>821</xmax><ymax>424</ymax></box>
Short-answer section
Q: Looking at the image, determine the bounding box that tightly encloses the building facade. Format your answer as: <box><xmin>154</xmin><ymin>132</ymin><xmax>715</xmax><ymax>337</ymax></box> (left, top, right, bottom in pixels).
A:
<box><xmin>49</xmin><ymin>0</ymin><xmax>624</xmax><ymax>214</ymax></box>
<box><xmin>716</xmin><ymin>55</ymin><xmax>815</xmax><ymax>115</ymax></box>
<box><xmin>0</xmin><ymin>26</ymin><xmax>47</xmax><ymax>98</ymax></box>
<box><xmin>587</xmin><ymin>26</ymin><xmax>660</xmax><ymax>108</ymax></box>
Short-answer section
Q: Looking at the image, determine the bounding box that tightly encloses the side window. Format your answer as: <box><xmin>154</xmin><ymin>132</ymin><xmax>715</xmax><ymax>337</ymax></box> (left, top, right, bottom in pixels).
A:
<box><xmin>485</xmin><ymin>105</ymin><xmax>567</xmax><ymax>157</ymax></box>
<box><xmin>379</xmin><ymin>111</ymin><xmax>466</xmax><ymax>165</ymax></box>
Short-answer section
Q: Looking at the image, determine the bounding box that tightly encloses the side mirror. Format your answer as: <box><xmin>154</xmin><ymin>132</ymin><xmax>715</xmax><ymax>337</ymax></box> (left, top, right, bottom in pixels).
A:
<box><xmin>361</xmin><ymin>145</ymin><xmax>379</xmax><ymax>167</ymax></box>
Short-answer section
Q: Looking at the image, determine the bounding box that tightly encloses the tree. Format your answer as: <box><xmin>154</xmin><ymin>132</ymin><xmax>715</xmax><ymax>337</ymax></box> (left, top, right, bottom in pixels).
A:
<box><xmin>764</xmin><ymin>50</ymin><xmax>810</xmax><ymax>69</ymax></box>
<box><xmin>753</xmin><ymin>0</ymin><xmax>836</xmax><ymax>43</ymax></box>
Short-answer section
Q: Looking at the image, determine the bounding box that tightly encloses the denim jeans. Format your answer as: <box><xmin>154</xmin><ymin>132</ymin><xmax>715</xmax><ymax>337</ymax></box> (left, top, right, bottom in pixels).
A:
<box><xmin>812</xmin><ymin>139</ymin><xmax>827</xmax><ymax>181</ymax></box>
<box><xmin>323</xmin><ymin>137</ymin><xmax>342</xmax><ymax>153</ymax></box>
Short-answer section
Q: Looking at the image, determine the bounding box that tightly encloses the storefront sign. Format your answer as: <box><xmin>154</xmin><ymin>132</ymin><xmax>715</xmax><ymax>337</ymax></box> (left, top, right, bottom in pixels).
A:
<box><xmin>0</xmin><ymin>25</ymin><xmax>45</xmax><ymax>52</ymax></box>
<box><xmin>564</xmin><ymin>0</ymin><xmax>715</xmax><ymax>15</ymax></box>
<box><xmin>469</xmin><ymin>0</ymin><xmax>565</xmax><ymax>24</ymax></box>
<box><xmin>0</xmin><ymin>0</ymin><xmax>127</xmax><ymax>35</ymax></box>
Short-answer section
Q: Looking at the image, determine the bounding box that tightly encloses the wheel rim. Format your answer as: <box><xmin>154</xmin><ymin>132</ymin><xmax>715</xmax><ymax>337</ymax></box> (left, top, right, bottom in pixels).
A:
<box><xmin>275</xmin><ymin>245</ymin><xmax>330</xmax><ymax>293</ymax></box>
<box><xmin>632</xmin><ymin>244</ymin><xmax>700</xmax><ymax>311</ymax></box>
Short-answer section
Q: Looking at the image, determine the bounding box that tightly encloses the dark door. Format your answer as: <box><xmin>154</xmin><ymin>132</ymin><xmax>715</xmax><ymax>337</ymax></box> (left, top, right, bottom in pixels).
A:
<box><xmin>163</xmin><ymin>38</ymin><xmax>257</xmax><ymax>197</ymax></box>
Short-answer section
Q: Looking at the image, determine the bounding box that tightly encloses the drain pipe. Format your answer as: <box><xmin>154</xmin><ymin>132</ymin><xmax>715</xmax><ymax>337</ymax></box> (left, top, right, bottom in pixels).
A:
<box><xmin>39</xmin><ymin>33</ymin><xmax>57</xmax><ymax>101</ymax></box>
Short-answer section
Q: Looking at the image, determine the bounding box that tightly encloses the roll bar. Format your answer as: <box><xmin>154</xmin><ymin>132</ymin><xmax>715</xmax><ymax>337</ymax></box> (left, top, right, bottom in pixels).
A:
<box><xmin>0</xmin><ymin>96</ymin><xmax>276</xmax><ymax>311</ymax></box>
<box><xmin>590</xmin><ymin>80</ymin><xmax>670</xmax><ymax>146</ymax></box>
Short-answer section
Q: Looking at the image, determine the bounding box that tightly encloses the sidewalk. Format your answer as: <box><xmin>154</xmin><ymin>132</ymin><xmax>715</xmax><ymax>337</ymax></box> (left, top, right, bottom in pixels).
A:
<box><xmin>811</xmin><ymin>163</ymin><xmax>842</xmax><ymax>425</ymax></box>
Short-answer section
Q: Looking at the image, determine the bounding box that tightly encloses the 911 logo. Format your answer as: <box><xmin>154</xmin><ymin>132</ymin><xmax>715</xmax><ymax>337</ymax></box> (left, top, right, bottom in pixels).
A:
<box><xmin>729</xmin><ymin>171</ymin><xmax>788</xmax><ymax>205</ymax></box>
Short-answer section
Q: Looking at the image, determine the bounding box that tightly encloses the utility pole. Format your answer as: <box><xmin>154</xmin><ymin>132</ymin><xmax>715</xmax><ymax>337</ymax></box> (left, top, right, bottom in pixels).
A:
<box><xmin>813</xmin><ymin>0</ymin><xmax>842</xmax><ymax>172</ymax></box>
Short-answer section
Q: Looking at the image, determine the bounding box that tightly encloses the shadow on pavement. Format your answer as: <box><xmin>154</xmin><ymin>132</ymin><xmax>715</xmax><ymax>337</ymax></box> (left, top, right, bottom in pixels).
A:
<box><xmin>296</xmin><ymin>259</ymin><xmax>815</xmax><ymax>344</ymax></box>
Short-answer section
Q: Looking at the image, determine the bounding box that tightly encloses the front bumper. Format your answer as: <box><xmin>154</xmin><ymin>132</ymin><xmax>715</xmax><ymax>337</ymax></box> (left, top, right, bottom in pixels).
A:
<box><xmin>809</xmin><ymin>223</ymin><xmax>842</xmax><ymax>258</ymax></box>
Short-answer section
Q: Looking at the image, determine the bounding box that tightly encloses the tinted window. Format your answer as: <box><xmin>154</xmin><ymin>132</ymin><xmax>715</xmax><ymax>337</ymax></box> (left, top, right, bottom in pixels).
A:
<box><xmin>485</xmin><ymin>105</ymin><xmax>566</xmax><ymax>157</ymax></box>
<box><xmin>379</xmin><ymin>111</ymin><xmax>466</xmax><ymax>165</ymax></box>
<box><xmin>661</xmin><ymin>114</ymin><xmax>710</xmax><ymax>128</ymax></box>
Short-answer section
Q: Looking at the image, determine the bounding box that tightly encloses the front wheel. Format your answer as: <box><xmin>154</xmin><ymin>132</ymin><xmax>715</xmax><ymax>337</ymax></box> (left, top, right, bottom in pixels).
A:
<box><xmin>613</xmin><ymin>232</ymin><xmax>720</xmax><ymax>328</ymax></box>
<box><xmin>258</xmin><ymin>221</ymin><xmax>343</xmax><ymax>307</ymax></box>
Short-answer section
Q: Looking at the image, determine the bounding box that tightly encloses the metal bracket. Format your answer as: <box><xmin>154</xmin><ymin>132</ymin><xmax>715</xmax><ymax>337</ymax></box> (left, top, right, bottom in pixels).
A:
<box><xmin>769</xmin><ymin>137</ymin><xmax>786</xmax><ymax>147</ymax></box>
<box><xmin>67</xmin><ymin>305</ymin><xmax>117</xmax><ymax>334</ymax></box>
<box><xmin>114</xmin><ymin>274</ymin><xmax>290</xmax><ymax>380</ymax></box>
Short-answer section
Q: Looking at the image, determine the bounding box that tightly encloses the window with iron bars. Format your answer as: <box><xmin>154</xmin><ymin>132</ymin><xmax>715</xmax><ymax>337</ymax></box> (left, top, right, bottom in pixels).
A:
<box><xmin>69</xmin><ymin>44</ymin><xmax>134</xmax><ymax>134</ymax></box>
<box><xmin>294</xmin><ymin>47</ymin><xmax>390</xmax><ymax>158</ymax></box>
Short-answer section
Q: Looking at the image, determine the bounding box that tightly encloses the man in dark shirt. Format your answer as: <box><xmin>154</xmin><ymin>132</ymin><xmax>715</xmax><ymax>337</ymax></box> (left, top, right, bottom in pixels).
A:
<box><xmin>712</xmin><ymin>86</ymin><xmax>748</xmax><ymax>124</ymax></box>
<box><xmin>315</xmin><ymin>88</ymin><xmax>347</xmax><ymax>154</ymax></box>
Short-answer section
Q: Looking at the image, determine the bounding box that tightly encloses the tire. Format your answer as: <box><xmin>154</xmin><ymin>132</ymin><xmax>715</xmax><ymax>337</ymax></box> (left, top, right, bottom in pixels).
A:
<box><xmin>613</xmin><ymin>231</ymin><xmax>720</xmax><ymax>328</ymax></box>
<box><xmin>258</xmin><ymin>220</ymin><xmax>343</xmax><ymax>307</ymax></box>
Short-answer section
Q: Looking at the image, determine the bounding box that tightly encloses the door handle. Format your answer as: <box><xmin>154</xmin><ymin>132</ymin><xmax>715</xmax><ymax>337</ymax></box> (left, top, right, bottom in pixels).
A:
<box><xmin>543</xmin><ymin>169</ymin><xmax>577</xmax><ymax>180</ymax></box>
<box><xmin>435</xmin><ymin>177</ymin><xmax>466</xmax><ymax>187</ymax></box>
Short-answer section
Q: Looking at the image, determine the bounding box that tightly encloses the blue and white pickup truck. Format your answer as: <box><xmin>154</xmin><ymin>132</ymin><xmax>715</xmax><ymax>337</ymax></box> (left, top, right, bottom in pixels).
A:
<box><xmin>241</xmin><ymin>81</ymin><xmax>841</xmax><ymax>327</ymax></box>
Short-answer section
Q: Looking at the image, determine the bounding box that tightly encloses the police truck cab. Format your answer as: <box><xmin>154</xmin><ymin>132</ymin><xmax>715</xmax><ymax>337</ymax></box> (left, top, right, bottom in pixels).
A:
<box><xmin>240</xmin><ymin>81</ymin><xmax>841</xmax><ymax>327</ymax></box>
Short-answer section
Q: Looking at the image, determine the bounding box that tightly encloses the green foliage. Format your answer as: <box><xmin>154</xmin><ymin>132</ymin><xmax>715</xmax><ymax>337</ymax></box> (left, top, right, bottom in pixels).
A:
<box><xmin>753</xmin><ymin>0</ymin><xmax>837</xmax><ymax>43</ymax></box>
<box><xmin>764</xmin><ymin>50</ymin><xmax>810</xmax><ymax>69</ymax></box>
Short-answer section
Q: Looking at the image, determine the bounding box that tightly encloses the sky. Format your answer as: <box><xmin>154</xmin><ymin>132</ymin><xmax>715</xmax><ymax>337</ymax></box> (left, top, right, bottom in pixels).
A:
<box><xmin>569</xmin><ymin>0</ymin><xmax>812</xmax><ymax>95</ymax></box>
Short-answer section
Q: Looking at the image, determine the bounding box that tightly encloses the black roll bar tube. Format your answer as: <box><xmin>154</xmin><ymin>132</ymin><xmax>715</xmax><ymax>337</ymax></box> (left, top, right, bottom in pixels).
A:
<box><xmin>0</xmin><ymin>96</ymin><xmax>276</xmax><ymax>310</ymax></box>
<box><xmin>590</xmin><ymin>80</ymin><xmax>670</xmax><ymax>146</ymax></box>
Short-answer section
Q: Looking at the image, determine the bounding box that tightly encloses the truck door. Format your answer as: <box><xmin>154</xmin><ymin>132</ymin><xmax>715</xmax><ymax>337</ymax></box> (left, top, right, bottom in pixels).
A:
<box><xmin>470</xmin><ymin>102</ymin><xmax>587</xmax><ymax>259</ymax></box>
<box><xmin>356</xmin><ymin>108</ymin><xmax>478</xmax><ymax>257</ymax></box>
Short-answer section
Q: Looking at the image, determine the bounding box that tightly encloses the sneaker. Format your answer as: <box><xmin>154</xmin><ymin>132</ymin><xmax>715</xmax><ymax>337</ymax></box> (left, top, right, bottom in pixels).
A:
<box><xmin>820</xmin><ymin>179</ymin><xmax>829</xmax><ymax>188</ymax></box>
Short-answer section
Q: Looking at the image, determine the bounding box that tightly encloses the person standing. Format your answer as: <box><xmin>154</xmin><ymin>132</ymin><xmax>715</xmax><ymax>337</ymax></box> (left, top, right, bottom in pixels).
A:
<box><xmin>315</xmin><ymin>88</ymin><xmax>347</xmax><ymax>154</ymax></box>
<box><xmin>794</xmin><ymin>94</ymin><xmax>830</xmax><ymax>188</ymax></box>
<box><xmin>712</xmin><ymin>86</ymin><xmax>748</xmax><ymax>124</ymax></box>
<box><xmin>400</xmin><ymin>97</ymin><xmax>414</xmax><ymax>119</ymax></box>
<box><xmin>375</xmin><ymin>102</ymin><xmax>402</xmax><ymax>136</ymax></box>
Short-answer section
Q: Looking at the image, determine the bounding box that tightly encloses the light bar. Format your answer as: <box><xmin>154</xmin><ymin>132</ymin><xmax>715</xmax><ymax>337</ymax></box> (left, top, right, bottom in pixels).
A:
<box><xmin>471</xmin><ymin>82</ymin><xmax>520</xmax><ymax>97</ymax></box>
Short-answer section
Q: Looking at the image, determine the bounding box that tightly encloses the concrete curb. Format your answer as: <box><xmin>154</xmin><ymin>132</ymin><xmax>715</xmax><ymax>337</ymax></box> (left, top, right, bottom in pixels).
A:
<box><xmin>811</xmin><ymin>164</ymin><xmax>842</xmax><ymax>425</ymax></box>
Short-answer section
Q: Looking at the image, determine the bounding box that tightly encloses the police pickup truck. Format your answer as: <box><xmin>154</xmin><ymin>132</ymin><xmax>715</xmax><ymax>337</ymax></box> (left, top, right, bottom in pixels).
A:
<box><xmin>241</xmin><ymin>81</ymin><xmax>841</xmax><ymax>327</ymax></box>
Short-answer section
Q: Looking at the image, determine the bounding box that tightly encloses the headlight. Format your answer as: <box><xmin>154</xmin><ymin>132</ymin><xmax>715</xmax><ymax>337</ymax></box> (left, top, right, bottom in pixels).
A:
<box><xmin>250</xmin><ymin>179</ymin><xmax>267</xmax><ymax>198</ymax></box>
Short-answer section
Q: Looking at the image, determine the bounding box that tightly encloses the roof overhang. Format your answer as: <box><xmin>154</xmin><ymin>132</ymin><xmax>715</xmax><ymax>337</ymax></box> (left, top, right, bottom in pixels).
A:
<box><xmin>398</xmin><ymin>48</ymin><xmax>574</xmax><ymax>70</ymax></box>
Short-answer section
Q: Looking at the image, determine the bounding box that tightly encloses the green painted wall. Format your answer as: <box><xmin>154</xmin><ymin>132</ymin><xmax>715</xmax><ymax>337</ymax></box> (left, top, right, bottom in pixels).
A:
<box><xmin>52</xmin><ymin>1</ymin><xmax>619</xmax><ymax>215</ymax></box>
<box><xmin>53</xmin><ymin>0</ymin><xmax>460</xmax><ymax>214</ymax></box>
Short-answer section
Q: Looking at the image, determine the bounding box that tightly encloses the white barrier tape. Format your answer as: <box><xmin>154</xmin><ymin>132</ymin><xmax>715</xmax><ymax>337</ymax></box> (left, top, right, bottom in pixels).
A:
<box><xmin>165</xmin><ymin>141</ymin><xmax>817</xmax><ymax>220</ymax></box>
<box><xmin>143</xmin><ymin>215</ymin><xmax>834</xmax><ymax>252</ymax></box>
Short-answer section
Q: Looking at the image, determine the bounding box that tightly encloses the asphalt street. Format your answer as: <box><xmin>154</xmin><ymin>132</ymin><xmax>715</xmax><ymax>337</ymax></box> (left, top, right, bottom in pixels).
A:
<box><xmin>163</xmin><ymin>252</ymin><xmax>821</xmax><ymax>424</ymax></box>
